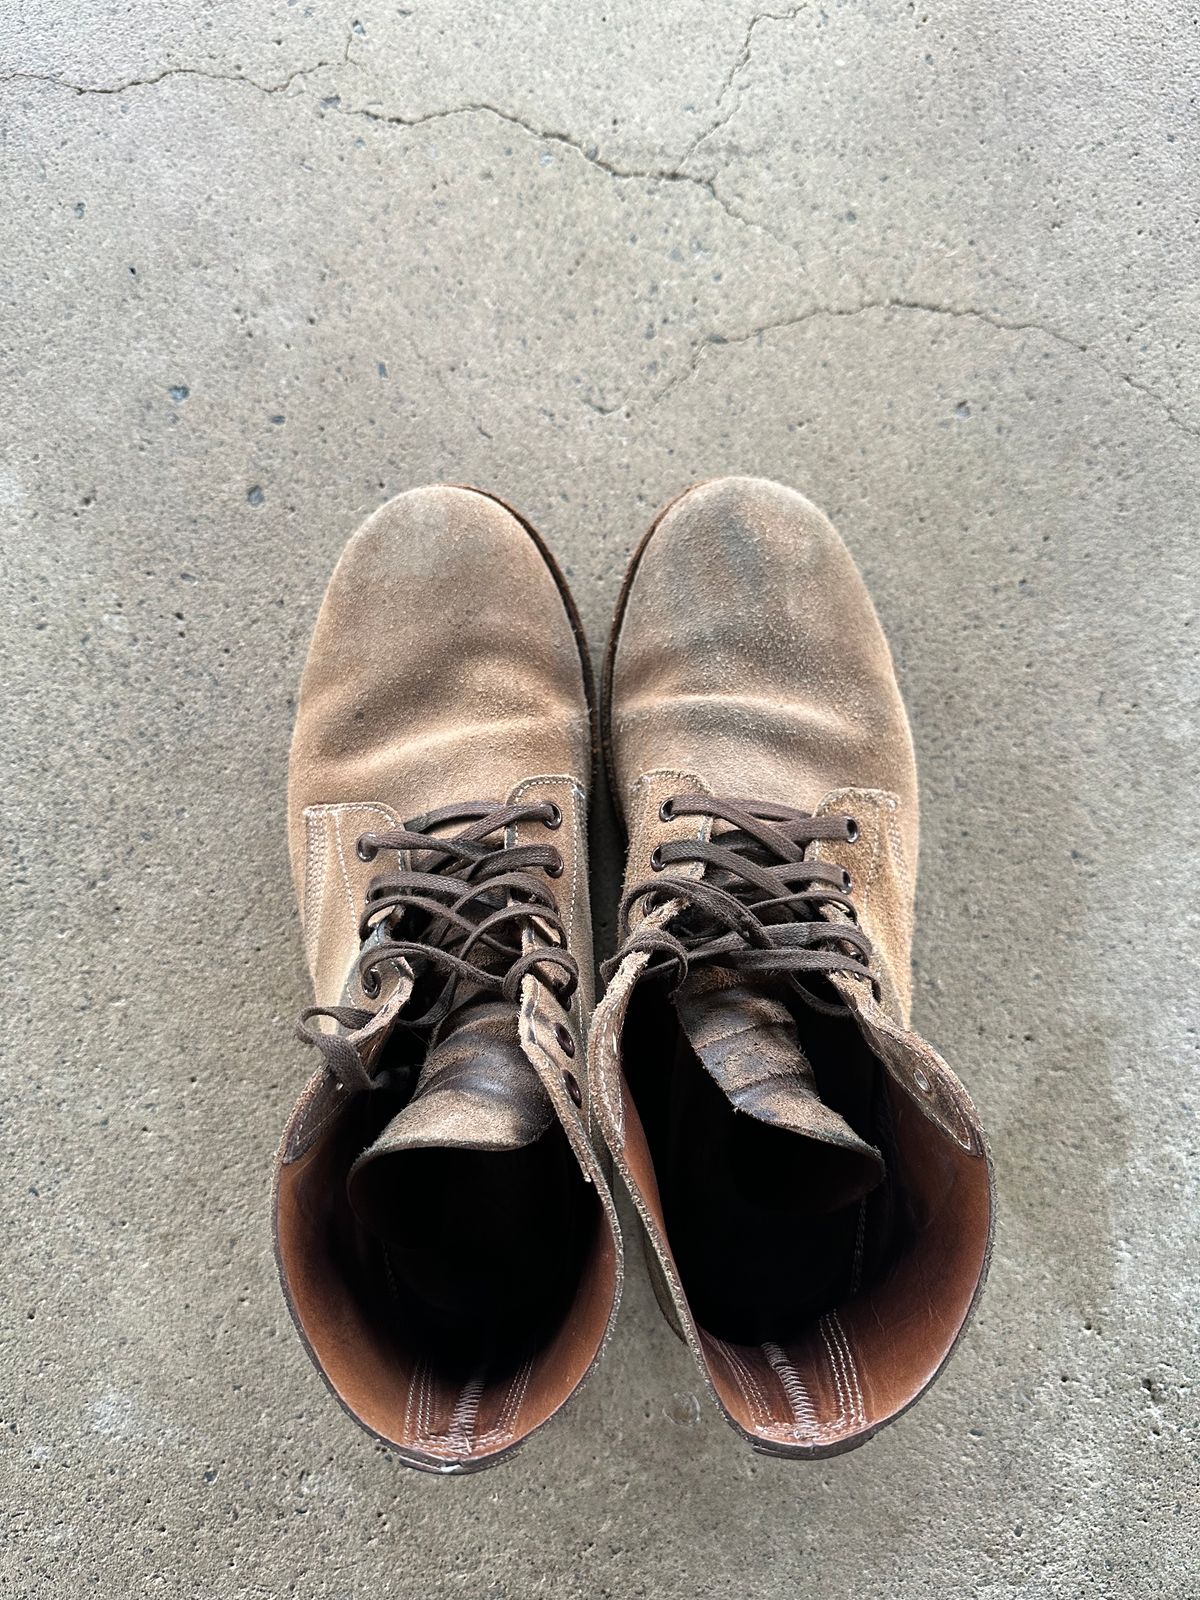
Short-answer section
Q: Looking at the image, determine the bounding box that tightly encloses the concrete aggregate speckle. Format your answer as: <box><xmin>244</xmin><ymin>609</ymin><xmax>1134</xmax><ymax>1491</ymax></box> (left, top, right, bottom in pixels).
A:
<box><xmin>1</xmin><ymin>3</ymin><xmax>1196</xmax><ymax>1597</ymax></box>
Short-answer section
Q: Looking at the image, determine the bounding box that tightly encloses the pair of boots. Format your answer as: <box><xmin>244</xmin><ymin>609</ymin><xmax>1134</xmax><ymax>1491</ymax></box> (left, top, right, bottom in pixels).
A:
<box><xmin>273</xmin><ymin>476</ymin><xmax>993</xmax><ymax>1474</ymax></box>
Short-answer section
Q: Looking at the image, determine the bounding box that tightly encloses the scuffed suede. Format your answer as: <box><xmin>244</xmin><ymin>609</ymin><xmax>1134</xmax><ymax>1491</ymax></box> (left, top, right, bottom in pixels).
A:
<box><xmin>274</xmin><ymin>486</ymin><xmax>621</xmax><ymax>1474</ymax></box>
<box><xmin>591</xmin><ymin>476</ymin><xmax>993</xmax><ymax>1459</ymax></box>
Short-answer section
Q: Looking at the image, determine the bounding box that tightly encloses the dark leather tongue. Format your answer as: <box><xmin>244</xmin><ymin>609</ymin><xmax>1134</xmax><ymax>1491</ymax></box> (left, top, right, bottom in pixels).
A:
<box><xmin>672</xmin><ymin>966</ymin><xmax>884</xmax><ymax>1213</ymax></box>
<box><xmin>346</xmin><ymin>998</ymin><xmax>553</xmax><ymax>1234</ymax></box>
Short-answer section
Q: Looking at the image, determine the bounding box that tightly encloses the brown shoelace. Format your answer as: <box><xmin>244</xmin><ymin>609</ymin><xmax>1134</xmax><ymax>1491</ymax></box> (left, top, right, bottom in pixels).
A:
<box><xmin>603</xmin><ymin>795</ymin><xmax>878</xmax><ymax>1016</ymax></box>
<box><xmin>297</xmin><ymin>800</ymin><xmax>577</xmax><ymax>1093</ymax></box>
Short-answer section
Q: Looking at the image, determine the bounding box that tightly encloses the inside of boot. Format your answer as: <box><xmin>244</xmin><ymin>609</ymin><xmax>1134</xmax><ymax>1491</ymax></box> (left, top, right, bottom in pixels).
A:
<box><xmin>275</xmin><ymin>1062</ymin><xmax>609</xmax><ymax>1463</ymax></box>
<box><xmin>346</xmin><ymin>1082</ymin><xmax>594</xmax><ymax>1374</ymax></box>
<box><xmin>626</xmin><ymin>984</ymin><xmax>906</xmax><ymax>1346</ymax></box>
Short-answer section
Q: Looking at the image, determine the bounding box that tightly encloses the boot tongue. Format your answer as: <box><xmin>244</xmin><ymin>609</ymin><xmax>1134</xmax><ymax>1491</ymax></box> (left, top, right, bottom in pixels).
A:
<box><xmin>672</xmin><ymin>966</ymin><xmax>884</xmax><ymax>1213</ymax></box>
<box><xmin>346</xmin><ymin>997</ymin><xmax>553</xmax><ymax>1232</ymax></box>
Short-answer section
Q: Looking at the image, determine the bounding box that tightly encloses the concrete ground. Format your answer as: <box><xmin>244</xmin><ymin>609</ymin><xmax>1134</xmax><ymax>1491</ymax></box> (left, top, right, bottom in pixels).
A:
<box><xmin>2</xmin><ymin>2</ymin><xmax>1197</xmax><ymax>1595</ymax></box>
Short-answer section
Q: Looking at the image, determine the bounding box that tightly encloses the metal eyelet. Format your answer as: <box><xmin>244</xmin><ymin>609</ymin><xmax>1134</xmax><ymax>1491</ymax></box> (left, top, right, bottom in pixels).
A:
<box><xmin>543</xmin><ymin>802</ymin><xmax>563</xmax><ymax>830</ymax></box>
<box><xmin>356</xmin><ymin>835</ymin><xmax>378</xmax><ymax>862</ymax></box>
<box><xmin>546</xmin><ymin>849</ymin><xmax>564</xmax><ymax>879</ymax></box>
<box><xmin>562</xmin><ymin>1069</ymin><xmax>583</xmax><ymax>1107</ymax></box>
<box><xmin>913</xmin><ymin>1067</ymin><xmax>931</xmax><ymax>1094</ymax></box>
<box><xmin>845</xmin><ymin>817</ymin><xmax>860</xmax><ymax>842</ymax></box>
<box><xmin>361</xmin><ymin>969</ymin><xmax>381</xmax><ymax>999</ymax></box>
<box><xmin>842</xmin><ymin>869</ymin><xmax>853</xmax><ymax>893</ymax></box>
<box><xmin>658</xmin><ymin>797</ymin><xmax>675</xmax><ymax>822</ymax></box>
<box><xmin>554</xmin><ymin>1021</ymin><xmax>576</xmax><ymax>1058</ymax></box>
<box><xmin>650</xmin><ymin>846</ymin><xmax>665</xmax><ymax>871</ymax></box>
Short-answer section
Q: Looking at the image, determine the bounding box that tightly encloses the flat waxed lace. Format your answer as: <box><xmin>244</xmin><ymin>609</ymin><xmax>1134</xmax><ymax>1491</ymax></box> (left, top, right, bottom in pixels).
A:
<box><xmin>297</xmin><ymin>799</ymin><xmax>576</xmax><ymax>1093</ymax></box>
<box><xmin>601</xmin><ymin>794</ymin><xmax>878</xmax><ymax>1018</ymax></box>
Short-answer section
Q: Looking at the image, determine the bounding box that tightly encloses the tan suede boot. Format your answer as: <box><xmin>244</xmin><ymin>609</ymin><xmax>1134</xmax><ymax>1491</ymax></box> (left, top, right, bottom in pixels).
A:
<box><xmin>274</xmin><ymin>486</ymin><xmax>621</xmax><ymax>1473</ymax></box>
<box><xmin>591</xmin><ymin>476</ymin><xmax>992</xmax><ymax>1458</ymax></box>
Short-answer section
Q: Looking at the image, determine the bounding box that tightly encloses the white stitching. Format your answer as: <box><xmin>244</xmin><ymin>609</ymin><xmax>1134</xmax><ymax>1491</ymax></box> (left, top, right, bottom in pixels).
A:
<box><xmin>761</xmin><ymin>1342</ymin><xmax>820</xmax><ymax>1435</ymax></box>
<box><xmin>831</xmin><ymin>1311</ymin><xmax>866</xmax><ymax>1426</ymax></box>
<box><xmin>713</xmin><ymin>1340</ymin><xmax>770</xmax><ymax>1427</ymax></box>
<box><xmin>302</xmin><ymin>813</ymin><xmax>328</xmax><ymax>966</ymax></box>
<box><xmin>403</xmin><ymin>1354</ymin><xmax>424</xmax><ymax>1444</ymax></box>
<box><xmin>443</xmin><ymin>1370</ymin><xmax>486</xmax><ymax>1456</ymax></box>
<box><xmin>711</xmin><ymin>1341</ymin><xmax>758</xmax><ymax>1423</ymax></box>
<box><xmin>475</xmin><ymin>1354</ymin><xmax>535</xmax><ymax>1447</ymax></box>
<box><xmin>302</xmin><ymin>802</ymin><xmax>402</xmax><ymax>822</ymax></box>
<box><xmin>332</xmin><ymin>815</ymin><xmax>356</xmax><ymax>921</ymax></box>
<box><xmin>819</xmin><ymin>1316</ymin><xmax>849</xmax><ymax>1431</ymax></box>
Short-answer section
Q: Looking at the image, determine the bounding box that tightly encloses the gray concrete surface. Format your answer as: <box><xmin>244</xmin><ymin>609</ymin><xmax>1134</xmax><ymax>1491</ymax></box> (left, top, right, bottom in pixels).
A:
<box><xmin>2</xmin><ymin>2</ymin><xmax>1197</xmax><ymax>1595</ymax></box>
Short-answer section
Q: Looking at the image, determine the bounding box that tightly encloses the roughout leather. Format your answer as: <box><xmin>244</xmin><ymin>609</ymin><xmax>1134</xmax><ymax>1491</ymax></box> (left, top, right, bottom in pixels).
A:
<box><xmin>591</xmin><ymin>476</ymin><xmax>993</xmax><ymax>1458</ymax></box>
<box><xmin>273</xmin><ymin>485</ymin><xmax>622</xmax><ymax>1474</ymax></box>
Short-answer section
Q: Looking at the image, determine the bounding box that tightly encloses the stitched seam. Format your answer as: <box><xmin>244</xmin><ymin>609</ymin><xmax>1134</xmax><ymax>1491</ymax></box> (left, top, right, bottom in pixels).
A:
<box><xmin>628</xmin><ymin>767</ymin><xmax>712</xmax><ymax>802</ymax></box>
<box><xmin>819</xmin><ymin>1317</ymin><xmax>849</xmax><ymax>1431</ymax></box>
<box><xmin>475</xmin><ymin>1355</ymin><xmax>535</xmax><ymax>1447</ymax></box>
<box><xmin>495</xmin><ymin>1357</ymin><xmax>535</xmax><ymax>1439</ymax></box>
<box><xmin>831</xmin><ymin>1311</ymin><xmax>866</xmax><ymax>1426</ymax></box>
<box><xmin>293</xmin><ymin>1085</ymin><xmax>345</xmax><ymax>1148</ymax></box>
<box><xmin>439</xmin><ymin>1370</ymin><xmax>486</xmax><ymax>1456</ymax></box>
<box><xmin>729</xmin><ymin>1348</ymin><xmax>771</xmax><ymax>1428</ymax></box>
<box><xmin>403</xmin><ymin>1354</ymin><xmax>424</xmax><ymax>1445</ymax></box>
<box><xmin>829</xmin><ymin>1314</ymin><xmax>859</xmax><ymax>1425</ymax></box>
<box><xmin>302</xmin><ymin>813</ymin><xmax>328</xmax><ymax>966</ymax></box>
<box><xmin>332</xmin><ymin>814</ymin><xmax>356</xmax><ymax>921</ymax></box>
<box><xmin>300</xmin><ymin>804</ymin><xmax>402</xmax><ymax>980</ymax></box>
<box><xmin>851</xmin><ymin>1196</ymin><xmax>868</xmax><ymax>1294</ymax></box>
<box><xmin>885</xmin><ymin>800</ymin><xmax>908</xmax><ymax>890</ymax></box>
<box><xmin>821</xmin><ymin>1314</ymin><xmax>860</xmax><ymax>1429</ymax></box>
<box><xmin>711</xmin><ymin>1341</ymin><xmax>759</xmax><ymax>1424</ymax></box>
<box><xmin>418</xmin><ymin>1357</ymin><xmax>434</xmax><ymax>1440</ymax></box>
<box><xmin>761</xmin><ymin>1342</ymin><xmax>819</xmax><ymax>1435</ymax></box>
<box><xmin>862</xmin><ymin>799</ymin><xmax>886</xmax><ymax>900</ymax></box>
<box><xmin>714</xmin><ymin>1340</ymin><xmax>770</xmax><ymax>1428</ymax></box>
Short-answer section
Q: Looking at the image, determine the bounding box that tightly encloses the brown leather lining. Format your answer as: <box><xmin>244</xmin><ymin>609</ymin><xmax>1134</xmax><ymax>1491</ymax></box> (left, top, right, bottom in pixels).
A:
<box><xmin>274</xmin><ymin>1115</ymin><xmax>617</xmax><ymax>1469</ymax></box>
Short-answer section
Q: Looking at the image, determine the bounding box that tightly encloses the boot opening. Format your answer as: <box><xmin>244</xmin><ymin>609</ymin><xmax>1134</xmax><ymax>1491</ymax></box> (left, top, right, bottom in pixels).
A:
<box><xmin>620</xmin><ymin>982</ymin><xmax>990</xmax><ymax>1451</ymax></box>
<box><xmin>627</xmin><ymin>985</ymin><xmax>903</xmax><ymax>1346</ymax></box>
<box><xmin>275</xmin><ymin>1072</ymin><xmax>612</xmax><ymax>1468</ymax></box>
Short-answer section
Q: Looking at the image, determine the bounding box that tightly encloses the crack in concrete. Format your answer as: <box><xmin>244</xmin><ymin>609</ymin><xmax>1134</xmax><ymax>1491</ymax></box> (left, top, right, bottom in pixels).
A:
<box><xmin>1</xmin><ymin>52</ymin><xmax>802</xmax><ymax>258</ymax></box>
<box><xmin>633</xmin><ymin>299</ymin><xmax>1199</xmax><ymax>440</ymax></box>
<box><xmin>678</xmin><ymin>2</ymin><xmax>808</xmax><ymax>168</ymax></box>
<box><xmin>340</xmin><ymin>98</ymin><xmax>802</xmax><ymax>256</ymax></box>
<box><xmin>0</xmin><ymin>27</ymin><xmax>355</xmax><ymax>98</ymax></box>
<box><xmin>4</xmin><ymin>48</ymin><xmax>1192</xmax><ymax>441</ymax></box>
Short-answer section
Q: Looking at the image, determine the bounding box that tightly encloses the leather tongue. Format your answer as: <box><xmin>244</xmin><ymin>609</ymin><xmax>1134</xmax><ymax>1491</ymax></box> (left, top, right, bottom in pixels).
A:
<box><xmin>346</xmin><ymin>998</ymin><xmax>553</xmax><ymax>1235</ymax></box>
<box><xmin>672</xmin><ymin>966</ymin><xmax>884</xmax><ymax>1213</ymax></box>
